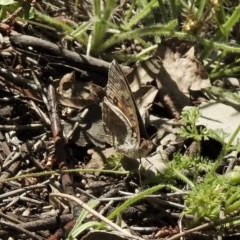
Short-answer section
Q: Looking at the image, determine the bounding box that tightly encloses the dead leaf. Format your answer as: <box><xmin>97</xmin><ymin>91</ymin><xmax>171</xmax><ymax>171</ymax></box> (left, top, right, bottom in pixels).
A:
<box><xmin>128</xmin><ymin>58</ymin><xmax>162</xmax><ymax>91</ymax></box>
<box><xmin>85</xmin><ymin>147</ymin><xmax>116</xmax><ymax>170</ymax></box>
<box><xmin>126</xmin><ymin>59</ymin><xmax>160</xmax><ymax>122</ymax></box>
<box><xmin>155</xmin><ymin>39</ymin><xmax>211</xmax><ymax>117</ymax></box>
<box><xmin>58</xmin><ymin>72</ymin><xmax>104</xmax><ymax>109</ymax></box>
<box><xmin>64</xmin><ymin>104</ymin><xmax>107</xmax><ymax>147</ymax></box>
<box><xmin>141</xmin><ymin>152</ymin><xmax>168</xmax><ymax>177</ymax></box>
<box><xmin>134</xmin><ymin>85</ymin><xmax>158</xmax><ymax>123</ymax></box>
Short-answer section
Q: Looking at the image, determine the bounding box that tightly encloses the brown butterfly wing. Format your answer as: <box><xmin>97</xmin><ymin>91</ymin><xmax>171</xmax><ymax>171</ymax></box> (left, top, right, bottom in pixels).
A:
<box><xmin>102</xmin><ymin>60</ymin><xmax>141</xmax><ymax>153</ymax></box>
<box><xmin>102</xmin><ymin>98</ymin><xmax>135</xmax><ymax>150</ymax></box>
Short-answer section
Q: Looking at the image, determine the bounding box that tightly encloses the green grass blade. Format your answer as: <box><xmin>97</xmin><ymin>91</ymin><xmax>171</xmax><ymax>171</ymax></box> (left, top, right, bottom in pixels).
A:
<box><xmin>157</xmin><ymin>0</ymin><xmax>168</xmax><ymax>23</ymax></box>
<box><xmin>123</xmin><ymin>0</ymin><xmax>158</xmax><ymax>30</ymax></box>
<box><xmin>68</xmin><ymin>199</ymin><xmax>100</xmax><ymax>239</ymax></box>
<box><xmin>68</xmin><ymin>221</ymin><xmax>100</xmax><ymax>239</ymax></box>
<box><xmin>91</xmin><ymin>0</ymin><xmax>115</xmax><ymax>54</ymax></box>
<box><xmin>196</xmin><ymin>0</ymin><xmax>206</xmax><ymax>21</ymax></box>
<box><xmin>107</xmin><ymin>184</ymin><xmax>166</xmax><ymax>221</ymax></box>
<box><xmin>96</xmin><ymin>20</ymin><xmax>178</xmax><ymax>54</ymax></box>
<box><xmin>222</xmin><ymin>3</ymin><xmax>240</xmax><ymax>37</ymax></box>
<box><xmin>32</xmin><ymin>9</ymin><xmax>74</xmax><ymax>34</ymax></box>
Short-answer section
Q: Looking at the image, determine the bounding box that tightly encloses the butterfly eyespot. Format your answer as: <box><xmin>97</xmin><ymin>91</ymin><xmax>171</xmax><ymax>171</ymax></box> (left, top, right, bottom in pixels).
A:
<box><xmin>113</xmin><ymin>96</ymin><xmax>119</xmax><ymax>106</ymax></box>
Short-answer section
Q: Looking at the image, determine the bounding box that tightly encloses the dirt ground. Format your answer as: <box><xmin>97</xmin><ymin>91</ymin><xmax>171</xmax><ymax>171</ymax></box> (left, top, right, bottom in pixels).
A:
<box><xmin>0</xmin><ymin>1</ymin><xmax>240</xmax><ymax>240</ymax></box>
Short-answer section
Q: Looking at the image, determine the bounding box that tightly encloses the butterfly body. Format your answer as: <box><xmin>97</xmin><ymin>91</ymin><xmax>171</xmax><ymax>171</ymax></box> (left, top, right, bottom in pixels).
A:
<box><xmin>102</xmin><ymin>60</ymin><xmax>152</xmax><ymax>158</ymax></box>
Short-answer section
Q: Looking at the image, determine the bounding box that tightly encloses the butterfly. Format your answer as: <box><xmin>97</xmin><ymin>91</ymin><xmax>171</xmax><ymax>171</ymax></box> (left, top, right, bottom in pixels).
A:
<box><xmin>102</xmin><ymin>60</ymin><xmax>153</xmax><ymax>158</ymax></box>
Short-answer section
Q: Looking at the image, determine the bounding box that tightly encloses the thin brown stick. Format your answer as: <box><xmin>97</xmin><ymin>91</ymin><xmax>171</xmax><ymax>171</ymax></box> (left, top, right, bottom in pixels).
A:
<box><xmin>47</xmin><ymin>85</ymin><xmax>75</xmax><ymax>199</ymax></box>
<box><xmin>0</xmin><ymin>219</ymin><xmax>44</xmax><ymax>240</ymax></box>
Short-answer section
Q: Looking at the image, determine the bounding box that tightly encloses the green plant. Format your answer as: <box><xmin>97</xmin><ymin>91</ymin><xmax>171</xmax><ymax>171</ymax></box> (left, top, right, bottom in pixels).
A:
<box><xmin>106</xmin><ymin>183</ymin><xmax>167</xmax><ymax>221</ymax></box>
<box><xmin>95</xmin><ymin>183</ymin><xmax>179</xmax><ymax>231</ymax></box>
<box><xmin>0</xmin><ymin>0</ymin><xmax>30</xmax><ymax>21</ymax></box>
<box><xmin>67</xmin><ymin>199</ymin><xmax>100</xmax><ymax>240</ymax></box>
<box><xmin>179</xmin><ymin>107</ymin><xmax>209</xmax><ymax>142</ymax></box>
<box><xmin>168</xmin><ymin>107</ymin><xmax>240</xmax><ymax>223</ymax></box>
<box><xmin>204</xmin><ymin>86</ymin><xmax>240</xmax><ymax>105</ymax></box>
<box><xmin>29</xmin><ymin>0</ymin><xmax>176</xmax><ymax>62</ymax></box>
<box><xmin>3</xmin><ymin>1</ymin><xmax>240</xmax><ymax>68</ymax></box>
<box><xmin>184</xmin><ymin>173</ymin><xmax>240</xmax><ymax>223</ymax></box>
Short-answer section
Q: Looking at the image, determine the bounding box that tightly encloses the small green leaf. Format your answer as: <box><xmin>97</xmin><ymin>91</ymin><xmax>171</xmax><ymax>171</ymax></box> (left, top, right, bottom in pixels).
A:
<box><xmin>68</xmin><ymin>221</ymin><xmax>100</xmax><ymax>239</ymax></box>
<box><xmin>67</xmin><ymin>199</ymin><xmax>100</xmax><ymax>239</ymax></box>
